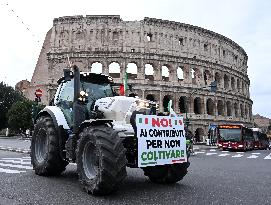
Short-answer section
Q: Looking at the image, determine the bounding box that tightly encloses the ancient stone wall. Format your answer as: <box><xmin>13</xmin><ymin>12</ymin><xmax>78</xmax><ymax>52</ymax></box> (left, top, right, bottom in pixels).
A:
<box><xmin>29</xmin><ymin>15</ymin><xmax>253</xmax><ymax>140</ymax></box>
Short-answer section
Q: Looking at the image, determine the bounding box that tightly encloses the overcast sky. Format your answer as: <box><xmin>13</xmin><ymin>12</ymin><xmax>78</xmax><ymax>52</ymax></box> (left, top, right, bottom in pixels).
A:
<box><xmin>0</xmin><ymin>0</ymin><xmax>270</xmax><ymax>118</ymax></box>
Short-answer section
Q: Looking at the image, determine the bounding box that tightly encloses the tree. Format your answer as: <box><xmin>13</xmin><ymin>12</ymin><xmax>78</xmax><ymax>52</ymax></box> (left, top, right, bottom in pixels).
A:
<box><xmin>0</xmin><ymin>82</ymin><xmax>24</xmax><ymax>130</ymax></box>
<box><xmin>7</xmin><ymin>99</ymin><xmax>45</xmax><ymax>134</ymax></box>
<box><xmin>7</xmin><ymin>100</ymin><xmax>34</xmax><ymax>134</ymax></box>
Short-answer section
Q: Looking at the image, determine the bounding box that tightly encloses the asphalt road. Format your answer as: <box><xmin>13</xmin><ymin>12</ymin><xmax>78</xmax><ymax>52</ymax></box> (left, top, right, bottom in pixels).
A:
<box><xmin>0</xmin><ymin>149</ymin><xmax>270</xmax><ymax>205</ymax></box>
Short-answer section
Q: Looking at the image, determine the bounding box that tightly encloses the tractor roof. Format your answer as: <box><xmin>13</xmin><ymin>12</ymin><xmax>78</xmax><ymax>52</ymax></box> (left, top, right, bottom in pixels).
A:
<box><xmin>57</xmin><ymin>72</ymin><xmax>114</xmax><ymax>84</ymax></box>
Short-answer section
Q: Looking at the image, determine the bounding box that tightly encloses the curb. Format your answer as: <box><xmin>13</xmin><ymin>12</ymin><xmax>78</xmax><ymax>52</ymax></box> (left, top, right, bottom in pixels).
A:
<box><xmin>0</xmin><ymin>146</ymin><xmax>30</xmax><ymax>154</ymax></box>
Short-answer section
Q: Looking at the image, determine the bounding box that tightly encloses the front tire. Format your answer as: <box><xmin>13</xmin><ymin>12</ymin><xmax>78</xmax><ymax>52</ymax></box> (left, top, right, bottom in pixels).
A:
<box><xmin>76</xmin><ymin>125</ymin><xmax>127</xmax><ymax>195</ymax></box>
<box><xmin>143</xmin><ymin>162</ymin><xmax>190</xmax><ymax>184</ymax></box>
<box><xmin>31</xmin><ymin>116</ymin><xmax>68</xmax><ymax>176</ymax></box>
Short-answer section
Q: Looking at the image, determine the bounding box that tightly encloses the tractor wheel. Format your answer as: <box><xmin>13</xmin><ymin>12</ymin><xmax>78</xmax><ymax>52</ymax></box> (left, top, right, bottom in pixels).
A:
<box><xmin>76</xmin><ymin>125</ymin><xmax>127</xmax><ymax>195</ymax></box>
<box><xmin>143</xmin><ymin>162</ymin><xmax>190</xmax><ymax>184</ymax></box>
<box><xmin>31</xmin><ymin>116</ymin><xmax>68</xmax><ymax>176</ymax></box>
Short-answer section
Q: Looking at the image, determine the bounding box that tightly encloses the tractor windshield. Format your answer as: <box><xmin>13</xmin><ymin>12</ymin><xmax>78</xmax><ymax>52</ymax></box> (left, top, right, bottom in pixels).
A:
<box><xmin>81</xmin><ymin>79</ymin><xmax>114</xmax><ymax>111</ymax></box>
<box><xmin>81</xmin><ymin>80</ymin><xmax>114</xmax><ymax>99</ymax></box>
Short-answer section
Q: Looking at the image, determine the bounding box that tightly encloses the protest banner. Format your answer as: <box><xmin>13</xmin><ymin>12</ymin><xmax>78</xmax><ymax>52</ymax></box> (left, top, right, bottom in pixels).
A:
<box><xmin>136</xmin><ymin>114</ymin><xmax>187</xmax><ymax>167</ymax></box>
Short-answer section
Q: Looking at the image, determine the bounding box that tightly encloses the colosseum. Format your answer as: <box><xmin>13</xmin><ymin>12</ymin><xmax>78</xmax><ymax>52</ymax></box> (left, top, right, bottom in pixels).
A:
<box><xmin>27</xmin><ymin>15</ymin><xmax>253</xmax><ymax>141</ymax></box>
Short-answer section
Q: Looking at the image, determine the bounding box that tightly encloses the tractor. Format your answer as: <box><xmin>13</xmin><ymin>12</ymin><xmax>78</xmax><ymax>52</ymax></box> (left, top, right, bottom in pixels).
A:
<box><xmin>31</xmin><ymin>65</ymin><xmax>190</xmax><ymax>195</ymax></box>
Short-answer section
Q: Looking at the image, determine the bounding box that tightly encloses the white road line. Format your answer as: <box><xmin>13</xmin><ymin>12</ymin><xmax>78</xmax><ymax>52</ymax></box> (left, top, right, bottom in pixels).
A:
<box><xmin>194</xmin><ymin>151</ymin><xmax>205</xmax><ymax>154</ymax></box>
<box><xmin>264</xmin><ymin>154</ymin><xmax>271</xmax><ymax>160</ymax></box>
<box><xmin>252</xmin><ymin>153</ymin><xmax>261</xmax><ymax>155</ymax></box>
<box><xmin>0</xmin><ymin>168</ymin><xmax>26</xmax><ymax>174</ymax></box>
<box><xmin>206</xmin><ymin>153</ymin><xmax>217</xmax><ymax>156</ymax></box>
<box><xmin>22</xmin><ymin>157</ymin><xmax>31</xmax><ymax>159</ymax></box>
<box><xmin>222</xmin><ymin>151</ymin><xmax>229</xmax><ymax>153</ymax></box>
<box><xmin>247</xmin><ymin>155</ymin><xmax>259</xmax><ymax>159</ymax></box>
<box><xmin>0</xmin><ymin>160</ymin><xmax>31</xmax><ymax>165</ymax></box>
<box><xmin>232</xmin><ymin>154</ymin><xmax>243</xmax><ymax>158</ymax></box>
<box><xmin>236</xmin><ymin>152</ymin><xmax>245</xmax><ymax>154</ymax></box>
<box><xmin>218</xmin><ymin>153</ymin><xmax>230</xmax><ymax>157</ymax></box>
<box><xmin>209</xmin><ymin>149</ymin><xmax>217</xmax><ymax>152</ymax></box>
<box><xmin>0</xmin><ymin>162</ymin><xmax>32</xmax><ymax>169</ymax></box>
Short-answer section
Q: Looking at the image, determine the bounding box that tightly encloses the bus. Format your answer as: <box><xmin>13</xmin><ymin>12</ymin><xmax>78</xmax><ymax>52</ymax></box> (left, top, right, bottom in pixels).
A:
<box><xmin>217</xmin><ymin>124</ymin><xmax>254</xmax><ymax>151</ymax></box>
<box><xmin>252</xmin><ymin>128</ymin><xmax>269</xmax><ymax>150</ymax></box>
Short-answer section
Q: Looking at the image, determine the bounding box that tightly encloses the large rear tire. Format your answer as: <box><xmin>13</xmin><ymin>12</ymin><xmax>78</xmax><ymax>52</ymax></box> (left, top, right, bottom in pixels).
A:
<box><xmin>31</xmin><ymin>116</ymin><xmax>68</xmax><ymax>176</ymax></box>
<box><xmin>143</xmin><ymin>162</ymin><xmax>190</xmax><ymax>184</ymax></box>
<box><xmin>76</xmin><ymin>125</ymin><xmax>127</xmax><ymax>195</ymax></box>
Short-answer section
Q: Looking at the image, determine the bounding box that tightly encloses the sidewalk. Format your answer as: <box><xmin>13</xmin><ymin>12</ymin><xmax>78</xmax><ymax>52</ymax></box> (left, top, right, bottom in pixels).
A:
<box><xmin>0</xmin><ymin>136</ymin><xmax>31</xmax><ymax>154</ymax></box>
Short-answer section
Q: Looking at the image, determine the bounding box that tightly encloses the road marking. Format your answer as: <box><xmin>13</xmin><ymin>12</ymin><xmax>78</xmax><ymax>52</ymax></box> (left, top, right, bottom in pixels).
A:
<box><xmin>264</xmin><ymin>154</ymin><xmax>271</xmax><ymax>160</ymax></box>
<box><xmin>209</xmin><ymin>149</ymin><xmax>217</xmax><ymax>152</ymax></box>
<box><xmin>222</xmin><ymin>151</ymin><xmax>229</xmax><ymax>153</ymax></box>
<box><xmin>218</xmin><ymin>153</ymin><xmax>230</xmax><ymax>157</ymax></box>
<box><xmin>247</xmin><ymin>155</ymin><xmax>259</xmax><ymax>159</ymax></box>
<box><xmin>236</xmin><ymin>152</ymin><xmax>244</xmax><ymax>154</ymax></box>
<box><xmin>0</xmin><ymin>159</ymin><xmax>31</xmax><ymax>165</ymax></box>
<box><xmin>0</xmin><ymin>167</ymin><xmax>26</xmax><ymax>174</ymax></box>
<box><xmin>194</xmin><ymin>151</ymin><xmax>205</xmax><ymax>154</ymax></box>
<box><xmin>0</xmin><ymin>162</ymin><xmax>32</xmax><ymax>169</ymax></box>
<box><xmin>252</xmin><ymin>153</ymin><xmax>261</xmax><ymax>155</ymax></box>
<box><xmin>232</xmin><ymin>154</ymin><xmax>243</xmax><ymax>158</ymax></box>
<box><xmin>206</xmin><ymin>153</ymin><xmax>217</xmax><ymax>156</ymax></box>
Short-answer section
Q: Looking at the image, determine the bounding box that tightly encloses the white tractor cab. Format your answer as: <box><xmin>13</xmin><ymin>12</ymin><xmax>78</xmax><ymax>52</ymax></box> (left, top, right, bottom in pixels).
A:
<box><xmin>31</xmin><ymin>65</ymin><xmax>189</xmax><ymax>195</ymax></box>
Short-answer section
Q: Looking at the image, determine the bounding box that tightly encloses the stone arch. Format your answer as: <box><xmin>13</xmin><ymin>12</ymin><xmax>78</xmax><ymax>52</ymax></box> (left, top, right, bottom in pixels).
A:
<box><xmin>146</xmin><ymin>94</ymin><xmax>155</xmax><ymax>102</ymax></box>
<box><xmin>203</xmin><ymin>69</ymin><xmax>212</xmax><ymax>86</ymax></box>
<box><xmin>195</xmin><ymin>128</ymin><xmax>205</xmax><ymax>142</ymax></box>
<box><xmin>226</xmin><ymin>101</ymin><xmax>232</xmax><ymax>116</ymax></box>
<box><xmin>90</xmin><ymin>62</ymin><xmax>103</xmax><ymax>74</ymax></box>
<box><xmin>177</xmin><ymin>66</ymin><xmax>184</xmax><ymax>81</ymax></box>
<box><xmin>231</xmin><ymin>76</ymin><xmax>235</xmax><ymax>90</ymax></box>
<box><xmin>145</xmin><ymin>63</ymin><xmax>154</xmax><ymax>81</ymax></box>
<box><xmin>206</xmin><ymin>98</ymin><xmax>215</xmax><ymax>115</ymax></box>
<box><xmin>179</xmin><ymin>96</ymin><xmax>187</xmax><ymax>113</ymax></box>
<box><xmin>234</xmin><ymin>102</ymin><xmax>238</xmax><ymax>117</ymax></box>
<box><xmin>215</xmin><ymin>72</ymin><xmax>222</xmax><ymax>88</ymax></box>
<box><xmin>162</xmin><ymin>65</ymin><xmax>169</xmax><ymax>82</ymax></box>
<box><xmin>163</xmin><ymin>95</ymin><xmax>172</xmax><ymax>112</ymax></box>
<box><xmin>237</xmin><ymin>78</ymin><xmax>241</xmax><ymax>92</ymax></box>
<box><xmin>240</xmin><ymin>103</ymin><xmax>244</xmax><ymax>118</ymax></box>
<box><xmin>194</xmin><ymin>97</ymin><xmax>203</xmax><ymax>114</ymax></box>
<box><xmin>126</xmin><ymin>62</ymin><xmax>138</xmax><ymax>79</ymax></box>
<box><xmin>109</xmin><ymin>62</ymin><xmax>120</xmax><ymax>78</ymax></box>
<box><xmin>244</xmin><ymin>105</ymin><xmax>248</xmax><ymax>119</ymax></box>
<box><xmin>217</xmin><ymin>100</ymin><xmax>224</xmax><ymax>116</ymax></box>
<box><xmin>224</xmin><ymin>74</ymin><xmax>230</xmax><ymax>89</ymax></box>
<box><xmin>191</xmin><ymin>67</ymin><xmax>201</xmax><ymax>85</ymax></box>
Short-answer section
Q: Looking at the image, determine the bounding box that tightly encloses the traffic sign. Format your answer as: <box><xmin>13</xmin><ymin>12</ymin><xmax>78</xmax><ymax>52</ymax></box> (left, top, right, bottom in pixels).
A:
<box><xmin>35</xmin><ymin>89</ymin><xmax>43</xmax><ymax>98</ymax></box>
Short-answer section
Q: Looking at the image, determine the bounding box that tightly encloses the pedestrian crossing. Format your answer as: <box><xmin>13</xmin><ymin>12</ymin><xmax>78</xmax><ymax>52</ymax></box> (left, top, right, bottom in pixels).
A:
<box><xmin>193</xmin><ymin>150</ymin><xmax>271</xmax><ymax>160</ymax></box>
<box><xmin>0</xmin><ymin>157</ymin><xmax>32</xmax><ymax>174</ymax></box>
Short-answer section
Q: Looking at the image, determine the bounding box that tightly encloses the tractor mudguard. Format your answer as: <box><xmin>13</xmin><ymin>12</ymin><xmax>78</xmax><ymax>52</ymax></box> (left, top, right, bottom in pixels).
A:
<box><xmin>35</xmin><ymin>106</ymin><xmax>70</xmax><ymax>130</ymax></box>
<box><xmin>78</xmin><ymin>119</ymin><xmax>113</xmax><ymax>133</ymax></box>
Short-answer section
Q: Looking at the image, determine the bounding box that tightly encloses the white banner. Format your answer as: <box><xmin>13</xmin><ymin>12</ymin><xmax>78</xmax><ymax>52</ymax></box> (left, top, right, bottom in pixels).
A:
<box><xmin>136</xmin><ymin>114</ymin><xmax>187</xmax><ymax>167</ymax></box>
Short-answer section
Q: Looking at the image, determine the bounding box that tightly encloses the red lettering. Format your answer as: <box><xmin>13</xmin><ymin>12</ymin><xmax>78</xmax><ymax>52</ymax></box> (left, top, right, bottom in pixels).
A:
<box><xmin>152</xmin><ymin>118</ymin><xmax>160</xmax><ymax>127</ymax></box>
<box><xmin>160</xmin><ymin>118</ymin><xmax>168</xmax><ymax>127</ymax></box>
<box><xmin>179</xmin><ymin>120</ymin><xmax>183</xmax><ymax>125</ymax></box>
<box><xmin>169</xmin><ymin>119</ymin><xmax>172</xmax><ymax>127</ymax></box>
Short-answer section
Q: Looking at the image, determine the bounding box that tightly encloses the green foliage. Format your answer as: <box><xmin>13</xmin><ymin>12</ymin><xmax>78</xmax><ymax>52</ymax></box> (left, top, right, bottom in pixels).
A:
<box><xmin>8</xmin><ymin>100</ymin><xmax>33</xmax><ymax>133</ymax></box>
<box><xmin>7</xmin><ymin>100</ymin><xmax>45</xmax><ymax>133</ymax></box>
<box><xmin>0</xmin><ymin>82</ymin><xmax>24</xmax><ymax>129</ymax></box>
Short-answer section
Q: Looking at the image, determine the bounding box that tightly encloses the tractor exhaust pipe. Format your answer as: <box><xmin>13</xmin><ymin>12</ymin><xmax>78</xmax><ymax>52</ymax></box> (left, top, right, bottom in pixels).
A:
<box><xmin>72</xmin><ymin>65</ymin><xmax>85</xmax><ymax>135</ymax></box>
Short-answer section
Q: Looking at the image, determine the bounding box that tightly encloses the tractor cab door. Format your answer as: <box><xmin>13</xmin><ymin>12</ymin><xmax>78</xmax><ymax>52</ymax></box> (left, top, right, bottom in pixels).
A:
<box><xmin>55</xmin><ymin>79</ymin><xmax>74</xmax><ymax>127</ymax></box>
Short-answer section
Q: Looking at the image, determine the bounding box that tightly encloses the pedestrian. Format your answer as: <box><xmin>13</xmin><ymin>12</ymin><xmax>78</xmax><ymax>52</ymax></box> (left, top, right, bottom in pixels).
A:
<box><xmin>26</xmin><ymin>129</ymin><xmax>30</xmax><ymax>138</ymax></box>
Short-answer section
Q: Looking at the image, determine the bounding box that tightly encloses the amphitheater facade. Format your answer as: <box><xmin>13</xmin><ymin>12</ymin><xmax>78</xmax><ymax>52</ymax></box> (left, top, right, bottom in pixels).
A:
<box><xmin>27</xmin><ymin>15</ymin><xmax>253</xmax><ymax>141</ymax></box>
